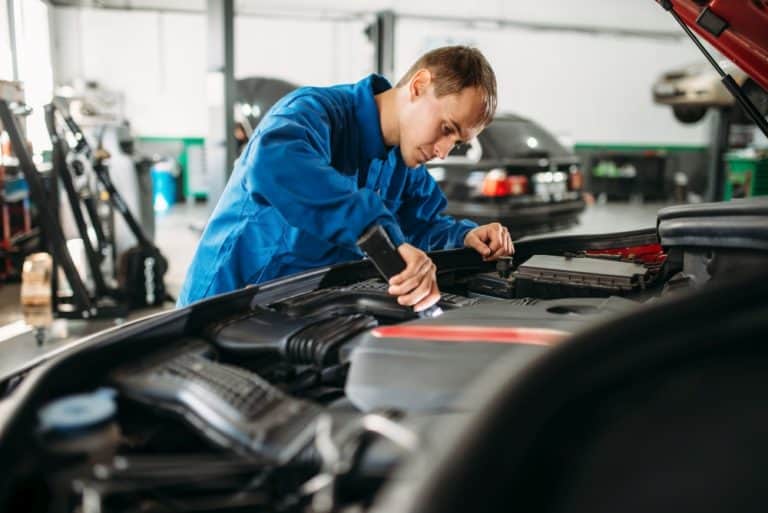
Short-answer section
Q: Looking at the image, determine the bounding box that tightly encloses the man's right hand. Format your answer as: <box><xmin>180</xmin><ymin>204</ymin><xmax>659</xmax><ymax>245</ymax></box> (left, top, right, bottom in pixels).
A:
<box><xmin>387</xmin><ymin>243</ymin><xmax>440</xmax><ymax>313</ymax></box>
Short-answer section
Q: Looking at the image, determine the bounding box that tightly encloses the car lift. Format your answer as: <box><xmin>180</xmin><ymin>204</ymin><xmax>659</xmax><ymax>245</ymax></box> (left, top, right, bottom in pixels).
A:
<box><xmin>44</xmin><ymin>100</ymin><xmax>127</xmax><ymax>319</ymax></box>
<box><xmin>1</xmin><ymin>97</ymin><xmax>169</xmax><ymax>322</ymax></box>
<box><xmin>0</xmin><ymin>98</ymin><xmax>107</xmax><ymax>319</ymax></box>
<box><xmin>50</xmin><ymin>100</ymin><xmax>170</xmax><ymax>309</ymax></box>
<box><xmin>659</xmin><ymin>1</ymin><xmax>768</xmax><ymax>201</ymax></box>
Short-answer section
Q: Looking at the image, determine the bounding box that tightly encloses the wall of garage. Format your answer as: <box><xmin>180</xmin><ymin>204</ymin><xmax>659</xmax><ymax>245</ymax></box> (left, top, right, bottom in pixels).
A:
<box><xmin>0</xmin><ymin>2</ymin><xmax>13</xmax><ymax>79</ymax></box>
<box><xmin>2</xmin><ymin>0</ymin><xmax>55</xmax><ymax>151</ymax></box>
<box><xmin>394</xmin><ymin>18</ymin><xmax>710</xmax><ymax>146</ymax></box>
<box><xmin>49</xmin><ymin>6</ymin><xmax>371</xmax><ymax>138</ymax></box>
<box><xmin>234</xmin><ymin>16</ymin><xmax>371</xmax><ymax>90</ymax></box>
<box><xmin>48</xmin><ymin>1</ymin><xmax>714</xmax><ymax>146</ymax></box>
<box><xmin>51</xmin><ymin>8</ymin><xmax>208</xmax><ymax>138</ymax></box>
<box><xmin>234</xmin><ymin>0</ymin><xmax>688</xmax><ymax>33</ymax></box>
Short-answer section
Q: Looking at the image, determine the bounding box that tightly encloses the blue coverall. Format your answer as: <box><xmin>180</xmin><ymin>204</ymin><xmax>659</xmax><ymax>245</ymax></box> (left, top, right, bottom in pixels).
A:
<box><xmin>177</xmin><ymin>74</ymin><xmax>477</xmax><ymax>307</ymax></box>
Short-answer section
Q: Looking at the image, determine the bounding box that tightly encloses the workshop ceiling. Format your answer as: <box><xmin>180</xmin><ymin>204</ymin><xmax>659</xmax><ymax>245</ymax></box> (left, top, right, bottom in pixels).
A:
<box><xmin>45</xmin><ymin>0</ymin><xmax>391</xmax><ymax>15</ymax></box>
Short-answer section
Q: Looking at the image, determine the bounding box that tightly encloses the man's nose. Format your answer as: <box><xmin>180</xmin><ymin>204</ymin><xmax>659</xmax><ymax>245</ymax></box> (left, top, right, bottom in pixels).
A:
<box><xmin>433</xmin><ymin>137</ymin><xmax>453</xmax><ymax>159</ymax></box>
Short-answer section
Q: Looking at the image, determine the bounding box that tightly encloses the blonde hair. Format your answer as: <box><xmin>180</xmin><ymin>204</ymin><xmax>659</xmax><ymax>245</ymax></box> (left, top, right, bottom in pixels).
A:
<box><xmin>396</xmin><ymin>46</ymin><xmax>497</xmax><ymax>127</ymax></box>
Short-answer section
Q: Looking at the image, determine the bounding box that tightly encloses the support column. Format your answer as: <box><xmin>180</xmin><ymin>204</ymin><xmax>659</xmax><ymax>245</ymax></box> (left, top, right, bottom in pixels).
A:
<box><xmin>6</xmin><ymin>0</ymin><xmax>19</xmax><ymax>80</ymax></box>
<box><xmin>205</xmin><ymin>0</ymin><xmax>235</xmax><ymax>207</ymax></box>
<box><xmin>706</xmin><ymin>107</ymin><xmax>731</xmax><ymax>202</ymax></box>
<box><xmin>371</xmin><ymin>10</ymin><xmax>396</xmax><ymax>81</ymax></box>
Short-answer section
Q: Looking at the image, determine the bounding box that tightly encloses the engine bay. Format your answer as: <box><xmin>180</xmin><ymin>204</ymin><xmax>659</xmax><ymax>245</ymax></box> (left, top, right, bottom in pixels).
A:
<box><xmin>5</xmin><ymin>199</ymin><xmax>766</xmax><ymax>513</ymax></box>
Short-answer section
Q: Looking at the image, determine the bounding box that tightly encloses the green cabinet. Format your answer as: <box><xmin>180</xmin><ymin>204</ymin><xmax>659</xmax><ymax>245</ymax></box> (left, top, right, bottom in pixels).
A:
<box><xmin>723</xmin><ymin>152</ymin><xmax>768</xmax><ymax>200</ymax></box>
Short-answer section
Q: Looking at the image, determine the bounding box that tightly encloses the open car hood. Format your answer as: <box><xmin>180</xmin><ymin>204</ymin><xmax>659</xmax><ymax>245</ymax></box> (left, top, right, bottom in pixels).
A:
<box><xmin>661</xmin><ymin>0</ymin><xmax>768</xmax><ymax>91</ymax></box>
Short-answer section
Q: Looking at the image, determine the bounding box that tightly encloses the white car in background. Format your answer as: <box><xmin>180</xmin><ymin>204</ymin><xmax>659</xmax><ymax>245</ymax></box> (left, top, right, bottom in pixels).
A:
<box><xmin>652</xmin><ymin>61</ymin><xmax>749</xmax><ymax>123</ymax></box>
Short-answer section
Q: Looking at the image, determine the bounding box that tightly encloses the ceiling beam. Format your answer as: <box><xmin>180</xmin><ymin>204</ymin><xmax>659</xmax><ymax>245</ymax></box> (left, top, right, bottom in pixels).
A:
<box><xmin>43</xmin><ymin>1</ymin><xmax>683</xmax><ymax>41</ymax></box>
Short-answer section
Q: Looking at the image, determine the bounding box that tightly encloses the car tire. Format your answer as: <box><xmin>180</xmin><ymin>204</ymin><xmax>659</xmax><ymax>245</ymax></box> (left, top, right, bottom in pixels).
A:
<box><xmin>673</xmin><ymin>105</ymin><xmax>708</xmax><ymax>124</ymax></box>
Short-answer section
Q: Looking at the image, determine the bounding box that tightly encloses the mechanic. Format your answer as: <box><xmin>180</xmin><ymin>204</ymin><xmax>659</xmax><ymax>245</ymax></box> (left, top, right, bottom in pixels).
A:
<box><xmin>178</xmin><ymin>46</ymin><xmax>514</xmax><ymax>310</ymax></box>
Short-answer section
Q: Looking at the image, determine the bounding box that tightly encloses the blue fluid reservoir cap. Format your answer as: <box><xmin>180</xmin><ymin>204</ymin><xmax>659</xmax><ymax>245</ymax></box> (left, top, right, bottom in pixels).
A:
<box><xmin>39</xmin><ymin>388</ymin><xmax>117</xmax><ymax>434</ymax></box>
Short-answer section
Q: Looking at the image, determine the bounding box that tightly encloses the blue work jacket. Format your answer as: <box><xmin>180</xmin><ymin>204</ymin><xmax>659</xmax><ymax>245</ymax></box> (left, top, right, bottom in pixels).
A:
<box><xmin>177</xmin><ymin>74</ymin><xmax>477</xmax><ymax>306</ymax></box>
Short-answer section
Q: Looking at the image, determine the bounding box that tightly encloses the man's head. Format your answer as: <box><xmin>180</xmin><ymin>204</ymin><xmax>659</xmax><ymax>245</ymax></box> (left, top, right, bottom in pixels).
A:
<box><xmin>395</xmin><ymin>46</ymin><xmax>497</xmax><ymax>167</ymax></box>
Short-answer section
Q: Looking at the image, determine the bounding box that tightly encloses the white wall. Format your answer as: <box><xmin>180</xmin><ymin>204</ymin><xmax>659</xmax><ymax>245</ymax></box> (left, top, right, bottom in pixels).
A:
<box><xmin>50</xmin><ymin>2</ymin><xmax>712</xmax><ymax>145</ymax></box>
<box><xmin>234</xmin><ymin>16</ymin><xmax>371</xmax><ymax>87</ymax></box>
<box><xmin>51</xmin><ymin>7</ymin><xmax>207</xmax><ymax>137</ymax></box>
<box><xmin>0</xmin><ymin>1</ymin><xmax>13</xmax><ymax>80</ymax></box>
<box><xmin>51</xmin><ymin>6</ymin><xmax>372</xmax><ymax>138</ymax></box>
<box><xmin>6</xmin><ymin>0</ymin><xmax>54</xmax><ymax>151</ymax></box>
<box><xmin>238</xmin><ymin>0</ymin><xmax>680</xmax><ymax>33</ymax></box>
<box><xmin>395</xmin><ymin>18</ymin><xmax>709</xmax><ymax>145</ymax></box>
<box><xmin>496</xmin><ymin>0</ymin><xmax>678</xmax><ymax>33</ymax></box>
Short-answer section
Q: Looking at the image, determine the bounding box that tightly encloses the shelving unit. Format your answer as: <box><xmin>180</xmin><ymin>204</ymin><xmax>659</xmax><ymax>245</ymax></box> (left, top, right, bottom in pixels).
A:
<box><xmin>589</xmin><ymin>150</ymin><xmax>668</xmax><ymax>201</ymax></box>
<box><xmin>0</xmin><ymin>82</ymin><xmax>37</xmax><ymax>281</ymax></box>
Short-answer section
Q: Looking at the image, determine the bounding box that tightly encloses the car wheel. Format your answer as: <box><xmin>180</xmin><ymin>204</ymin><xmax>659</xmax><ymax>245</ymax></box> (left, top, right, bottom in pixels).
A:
<box><xmin>673</xmin><ymin>105</ymin><xmax>707</xmax><ymax>124</ymax></box>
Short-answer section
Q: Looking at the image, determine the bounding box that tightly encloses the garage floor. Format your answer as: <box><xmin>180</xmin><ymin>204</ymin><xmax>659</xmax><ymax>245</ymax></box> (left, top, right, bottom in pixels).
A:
<box><xmin>0</xmin><ymin>199</ymin><xmax>667</xmax><ymax>381</ymax></box>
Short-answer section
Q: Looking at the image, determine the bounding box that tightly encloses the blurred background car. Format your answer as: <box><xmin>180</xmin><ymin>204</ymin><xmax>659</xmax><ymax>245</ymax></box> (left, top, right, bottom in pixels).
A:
<box><xmin>428</xmin><ymin>113</ymin><xmax>585</xmax><ymax>238</ymax></box>
<box><xmin>652</xmin><ymin>61</ymin><xmax>749</xmax><ymax>123</ymax></box>
<box><xmin>234</xmin><ymin>77</ymin><xmax>299</xmax><ymax>155</ymax></box>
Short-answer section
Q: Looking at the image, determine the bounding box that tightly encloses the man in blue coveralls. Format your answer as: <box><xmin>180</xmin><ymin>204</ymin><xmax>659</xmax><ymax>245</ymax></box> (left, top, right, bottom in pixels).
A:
<box><xmin>178</xmin><ymin>46</ymin><xmax>514</xmax><ymax>311</ymax></box>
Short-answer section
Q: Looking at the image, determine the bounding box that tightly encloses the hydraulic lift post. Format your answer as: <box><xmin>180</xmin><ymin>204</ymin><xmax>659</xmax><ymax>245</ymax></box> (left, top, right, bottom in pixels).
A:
<box><xmin>0</xmin><ymin>98</ymin><xmax>95</xmax><ymax>318</ymax></box>
<box><xmin>45</xmin><ymin>103</ymin><xmax>113</xmax><ymax>301</ymax></box>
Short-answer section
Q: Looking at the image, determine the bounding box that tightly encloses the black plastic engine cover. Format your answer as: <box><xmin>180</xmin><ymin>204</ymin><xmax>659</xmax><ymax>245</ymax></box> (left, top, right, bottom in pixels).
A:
<box><xmin>345</xmin><ymin>296</ymin><xmax>637</xmax><ymax>413</ymax></box>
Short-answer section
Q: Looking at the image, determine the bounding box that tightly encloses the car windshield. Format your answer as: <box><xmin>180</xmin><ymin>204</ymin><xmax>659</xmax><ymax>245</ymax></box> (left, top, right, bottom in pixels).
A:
<box><xmin>473</xmin><ymin>118</ymin><xmax>572</xmax><ymax>159</ymax></box>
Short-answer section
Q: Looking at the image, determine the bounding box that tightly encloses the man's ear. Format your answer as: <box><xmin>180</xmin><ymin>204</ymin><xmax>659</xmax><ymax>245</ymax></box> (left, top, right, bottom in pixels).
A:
<box><xmin>408</xmin><ymin>69</ymin><xmax>432</xmax><ymax>101</ymax></box>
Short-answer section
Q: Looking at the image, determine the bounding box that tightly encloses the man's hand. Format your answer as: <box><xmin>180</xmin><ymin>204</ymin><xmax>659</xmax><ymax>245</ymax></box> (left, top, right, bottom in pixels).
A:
<box><xmin>464</xmin><ymin>223</ymin><xmax>515</xmax><ymax>261</ymax></box>
<box><xmin>387</xmin><ymin>243</ymin><xmax>440</xmax><ymax>312</ymax></box>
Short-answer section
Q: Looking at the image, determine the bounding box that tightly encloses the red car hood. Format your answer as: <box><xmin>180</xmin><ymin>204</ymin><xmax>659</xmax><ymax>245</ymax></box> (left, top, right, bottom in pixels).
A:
<box><xmin>662</xmin><ymin>0</ymin><xmax>768</xmax><ymax>91</ymax></box>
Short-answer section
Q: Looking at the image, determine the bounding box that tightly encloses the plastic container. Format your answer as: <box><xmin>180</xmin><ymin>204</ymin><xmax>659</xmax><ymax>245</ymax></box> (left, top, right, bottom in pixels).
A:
<box><xmin>150</xmin><ymin>160</ymin><xmax>177</xmax><ymax>212</ymax></box>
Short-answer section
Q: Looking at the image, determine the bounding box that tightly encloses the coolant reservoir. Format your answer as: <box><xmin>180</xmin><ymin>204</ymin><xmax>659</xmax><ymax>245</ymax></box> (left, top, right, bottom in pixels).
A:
<box><xmin>38</xmin><ymin>388</ymin><xmax>121</xmax><ymax>462</ymax></box>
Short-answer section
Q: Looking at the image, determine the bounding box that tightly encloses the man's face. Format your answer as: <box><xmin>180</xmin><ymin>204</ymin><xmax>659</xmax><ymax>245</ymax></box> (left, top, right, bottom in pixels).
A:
<box><xmin>399</xmin><ymin>71</ymin><xmax>486</xmax><ymax>168</ymax></box>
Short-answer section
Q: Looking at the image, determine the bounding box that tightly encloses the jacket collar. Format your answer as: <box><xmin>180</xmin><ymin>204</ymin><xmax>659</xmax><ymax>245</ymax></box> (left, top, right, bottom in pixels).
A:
<box><xmin>354</xmin><ymin>74</ymin><xmax>391</xmax><ymax>162</ymax></box>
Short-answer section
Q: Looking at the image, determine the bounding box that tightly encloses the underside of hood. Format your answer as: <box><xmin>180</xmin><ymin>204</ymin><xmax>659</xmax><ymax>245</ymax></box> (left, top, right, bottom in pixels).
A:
<box><xmin>661</xmin><ymin>0</ymin><xmax>768</xmax><ymax>91</ymax></box>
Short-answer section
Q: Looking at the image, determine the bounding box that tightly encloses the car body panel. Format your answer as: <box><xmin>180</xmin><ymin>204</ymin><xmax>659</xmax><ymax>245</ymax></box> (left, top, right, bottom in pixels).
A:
<box><xmin>428</xmin><ymin>114</ymin><xmax>585</xmax><ymax>236</ymax></box>
<box><xmin>661</xmin><ymin>0</ymin><xmax>768</xmax><ymax>92</ymax></box>
<box><xmin>2</xmin><ymin>195</ymin><xmax>767</xmax><ymax>510</ymax></box>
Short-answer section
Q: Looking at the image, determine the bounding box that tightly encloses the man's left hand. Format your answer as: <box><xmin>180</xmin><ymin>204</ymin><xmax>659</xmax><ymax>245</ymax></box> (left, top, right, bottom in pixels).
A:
<box><xmin>464</xmin><ymin>223</ymin><xmax>514</xmax><ymax>261</ymax></box>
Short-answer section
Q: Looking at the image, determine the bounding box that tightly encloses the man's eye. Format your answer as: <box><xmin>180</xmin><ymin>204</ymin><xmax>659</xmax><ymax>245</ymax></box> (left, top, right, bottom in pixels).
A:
<box><xmin>442</xmin><ymin>124</ymin><xmax>452</xmax><ymax>135</ymax></box>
